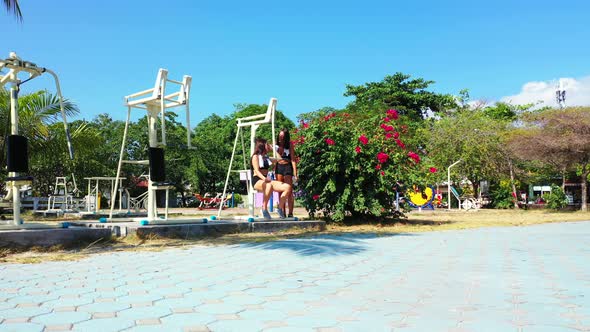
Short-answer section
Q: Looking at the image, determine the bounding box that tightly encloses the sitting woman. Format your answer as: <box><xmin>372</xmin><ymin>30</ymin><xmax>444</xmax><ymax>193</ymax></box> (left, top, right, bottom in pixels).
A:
<box><xmin>251</xmin><ymin>138</ymin><xmax>292</xmax><ymax>219</ymax></box>
<box><xmin>275</xmin><ymin>128</ymin><xmax>298</xmax><ymax>218</ymax></box>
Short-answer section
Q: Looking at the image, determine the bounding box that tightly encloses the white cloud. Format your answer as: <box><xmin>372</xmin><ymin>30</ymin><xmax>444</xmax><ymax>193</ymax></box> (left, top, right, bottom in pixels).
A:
<box><xmin>501</xmin><ymin>76</ymin><xmax>590</xmax><ymax>108</ymax></box>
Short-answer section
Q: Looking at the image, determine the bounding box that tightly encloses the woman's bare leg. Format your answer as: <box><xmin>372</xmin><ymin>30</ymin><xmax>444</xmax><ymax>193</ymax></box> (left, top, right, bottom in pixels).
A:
<box><xmin>254</xmin><ymin>180</ymin><xmax>272</xmax><ymax>212</ymax></box>
<box><xmin>271</xmin><ymin>181</ymin><xmax>292</xmax><ymax>211</ymax></box>
<box><xmin>283</xmin><ymin>175</ymin><xmax>294</xmax><ymax>215</ymax></box>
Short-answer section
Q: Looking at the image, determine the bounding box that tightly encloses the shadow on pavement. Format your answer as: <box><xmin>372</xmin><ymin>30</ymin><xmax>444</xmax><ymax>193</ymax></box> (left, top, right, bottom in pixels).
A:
<box><xmin>239</xmin><ymin>232</ymin><xmax>417</xmax><ymax>257</ymax></box>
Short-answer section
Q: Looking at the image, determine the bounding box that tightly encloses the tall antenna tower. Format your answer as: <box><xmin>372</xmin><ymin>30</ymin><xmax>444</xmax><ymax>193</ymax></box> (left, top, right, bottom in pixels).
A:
<box><xmin>556</xmin><ymin>78</ymin><xmax>566</xmax><ymax>109</ymax></box>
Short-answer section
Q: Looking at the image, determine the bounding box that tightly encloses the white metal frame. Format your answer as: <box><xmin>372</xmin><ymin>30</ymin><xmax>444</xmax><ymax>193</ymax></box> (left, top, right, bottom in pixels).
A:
<box><xmin>0</xmin><ymin>52</ymin><xmax>74</xmax><ymax>225</ymax></box>
<box><xmin>83</xmin><ymin>177</ymin><xmax>124</xmax><ymax>213</ymax></box>
<box><xmin>109</xmin><ymin>69</ymin><xmax>193</xmax><ymax>222</ymax></box>
<box><xmin>217</xmin><ymin>98</ymin><xmax>277</xmax><ymax>219</ymax></box>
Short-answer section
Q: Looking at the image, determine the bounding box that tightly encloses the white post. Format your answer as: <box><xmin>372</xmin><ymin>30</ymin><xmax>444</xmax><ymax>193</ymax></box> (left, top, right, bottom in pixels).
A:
<box><xmin>217</xmin><ymin>126</ymin><xmax>241</xmax><ymax>218</ymax></box>
<box><xmin>147</xmin><ymin>106</ymin><xmax>160</xmax><ymax>221</ymax></box>
<box><xmin>109</xmin><ymin>107</ymin><xmax>131</xmax><ymax>219</ymax></box>
<box><xmin>448</xmin><ymin>159</ymin><xmax>461</xmax><ymax>211</ymax></box>
<box><xmin>9</xmin><ymin>84</ymin><xmax>20</xmax><ymax>225</ymax></box>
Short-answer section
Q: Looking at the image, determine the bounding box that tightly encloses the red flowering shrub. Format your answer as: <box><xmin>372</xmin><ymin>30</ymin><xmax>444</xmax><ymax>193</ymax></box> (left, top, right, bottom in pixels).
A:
<box><xmin>358</xmin><ymin>135</ymin><xmax>369</xmax><ymax>145</ymax></box>
<box><xmin>294</xmin><ymin>109</ymin><xmax>435</xmax><ymax>221</ymax></box>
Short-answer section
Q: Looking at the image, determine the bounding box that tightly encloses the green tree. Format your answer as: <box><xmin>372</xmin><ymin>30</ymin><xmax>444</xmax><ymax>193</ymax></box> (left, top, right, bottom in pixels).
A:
<box><xmin>344</xmin><ymin>73</ymin><xmax>457</xmax><ymax>121</ymax></box>
<box><xmin>424</xmin><ymin>109</ymin><xmax>508</xmax><ymax>196</ymax></box>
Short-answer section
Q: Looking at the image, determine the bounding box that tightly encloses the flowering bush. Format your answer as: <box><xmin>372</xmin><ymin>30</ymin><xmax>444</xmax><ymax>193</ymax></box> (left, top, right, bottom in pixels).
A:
<box><xmin>294</xmin><ymin>109</ymin><xmax>436</xmax><ymax>222</ymax></box>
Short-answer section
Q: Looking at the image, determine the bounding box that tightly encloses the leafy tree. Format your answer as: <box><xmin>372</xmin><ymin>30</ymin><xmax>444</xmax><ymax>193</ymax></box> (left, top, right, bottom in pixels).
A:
<box><xmin>344</xmin><ymin>73</ymin><xmax>457</xmax><ymax>121</ymax></box>
<box><xmin>508</xmin><ymin>107</ymin><xmax>590</xmax><ymax>211</ymax></box>
<box><xmin>424</xmin><ymin>109</ymin><xmax>508</xmax><ymax>197</ymax></box>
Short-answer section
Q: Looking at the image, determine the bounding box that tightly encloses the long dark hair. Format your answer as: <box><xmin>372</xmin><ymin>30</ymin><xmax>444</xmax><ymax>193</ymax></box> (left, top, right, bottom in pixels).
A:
<box><xmin>253</xmin><ymin>138</ymin><xmax>267</xmax><ymax>156</ymax></box>
<box><xmin>278</xmin><ymin>128</ymin><xmax>291</xmax><ymax>149</ymax></box>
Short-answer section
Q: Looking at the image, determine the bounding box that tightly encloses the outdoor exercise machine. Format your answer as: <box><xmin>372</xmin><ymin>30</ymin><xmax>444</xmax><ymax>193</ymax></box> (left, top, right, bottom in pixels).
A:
<box><xmin>44</xmin><ymin>175</ymin><xmax>82</xmax><ymax>214</ymax></box>
<box><xmin>217</xmin><ymin>98</ymin><xmax>276</xmax><ymax>220</ymax></box>
<box><xmin>217</xmin><ymin>98</ymin><xmax>297</xmax><ymax>221</ymax></box>
<box><xmin>0</xmin><ymin>52</ymin><xmax>74</xmax><ymax>227</ymax></box>
<box><xmin>83</xmin><ymin>176</ymin><xmax>125</xmax><ymax>214</ymax></box>
<box><xmin>108</xmin><ymin>68</ymin><xmax>199</xmax><ymax>224</ymax></box>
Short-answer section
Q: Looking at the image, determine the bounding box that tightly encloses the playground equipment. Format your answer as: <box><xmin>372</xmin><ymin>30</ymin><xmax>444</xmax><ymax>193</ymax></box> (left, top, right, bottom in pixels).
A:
<box><xmin>109</xmin><ymin>68</ymin><xmax>196</xmax><ymax>224</ymax></box>
<box><xmin>407</xmin><ymin>186</ymin><xmax>436</xmax><ymax>210</ymax></box>
<box><xmin>0</xmin><ymin>52</ymin><xmax>74</xmax><ymax>227</ymax></box>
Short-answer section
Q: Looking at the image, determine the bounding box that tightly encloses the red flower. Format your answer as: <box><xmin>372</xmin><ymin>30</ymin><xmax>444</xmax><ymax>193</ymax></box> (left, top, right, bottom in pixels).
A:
<box><xmin>429</xmin><ymin>167</ymin><xmax>438</xmax><ymax>173</ymax></box>
<box><xmin>377</xmin><ymin>152</ymin><xmax>389</xmax><ymax>164</ymax></box>
<box><xmin>303</xmin><ymin>122</ymin><xmax>309</xmax><ymax>129</ymax></box>
<box><xmin>381</xmin><ymin>171</ymin><xmax>385</xmax><ymax>176</ymax></box>
<box><xmin>383</xmin><ymin>117</ymin><xmax>391</xmax><ymax>122</ymax></box>
<box><xmin>395</xmin><ymin>139</ymin><xmax>405</xmax><ymax>149</ymax></box>
<box><xmin>387</xmin><ymin>109</ymin><xmax>399</xmax><ymax>120</ymax></box>
<box><xmin>382</xmin><ymin>124</ymin><xmax>394</xmax><ymax>132</ymax></box>
<box><xmin>312</xmin><ymin>194</ymin><xmax>320</xmax><ymax>200</ymax></box>
<box><xmin>408</xmin><ymin>151</ymin><xmax>420</xmax><ymax>163</ymax></box>
<box><xmin>375</xmin><ymin>164</ymin><xmax>381</xmax><ymax>170</ymax></box>
<box><xmin>385</xmin><ymin>132</ymin><xmax>393</xmax><ymax>139</ymax></box>
<box><xmin>393</xmin><ymin>132</ymin><xmax>399</xmax><ymax>139</ymax></box>
<box><xmin>355</xmin><ymin>146</ymin><xmax>361</xmax><ymax>154</ymax></box>
<box><xmin>358</xmin><ymin>134</ymin><xmax>369</xmax><ymax>145</ymax></box>
<box><xmin>325</xmin><ymin>138</ymin><xmax>335</xmax><ymax>146</ymax></box>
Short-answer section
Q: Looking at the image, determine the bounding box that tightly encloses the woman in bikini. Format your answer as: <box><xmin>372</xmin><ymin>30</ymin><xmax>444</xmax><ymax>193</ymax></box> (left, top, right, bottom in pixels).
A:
<box><xmin>275</xmin><ymin>128</ymin><xmax>298</xmax><ymax>218</ymax></box>
<box><xmin>251</xmin><ymin>138</ymin><xmax>292</xmax><ymax>219</ymax></box>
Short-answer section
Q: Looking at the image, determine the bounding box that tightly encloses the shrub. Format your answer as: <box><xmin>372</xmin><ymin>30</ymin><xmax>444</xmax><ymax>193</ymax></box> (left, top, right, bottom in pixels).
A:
<box><xmin>544</xmin><ymin>185</ymin><xmax>568</xmax><ymax>210</ymax></box>
<box><xmin>489</xmin><ymin>181</ymin><xmax>515</xmax><ymax>209</ymax></box>
<box><xmin>294</xmin><ymin>109</ymin><xmax>435</xmax><ymax>222</ymax></box>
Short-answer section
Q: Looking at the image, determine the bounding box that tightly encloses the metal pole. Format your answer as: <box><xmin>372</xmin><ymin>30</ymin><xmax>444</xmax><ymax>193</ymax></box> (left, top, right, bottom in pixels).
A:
<box><xmin>9</xmin><ymin>84</ymin><xmax>20</xmax><ymax>225</ymax></box>
<box><xmin>448</xmin><ymin>159</ymin><xmax>461</xmax><ymax>211</ymax></box>
<box><xmin>109</xmin><ymin>107</ymin><xmax>131</xmax><ymax>219</ymax></box>
<box><xmin>217</xmin><ymin>126</ymin><xmax>241</xmax><ymax>218</ymax></box>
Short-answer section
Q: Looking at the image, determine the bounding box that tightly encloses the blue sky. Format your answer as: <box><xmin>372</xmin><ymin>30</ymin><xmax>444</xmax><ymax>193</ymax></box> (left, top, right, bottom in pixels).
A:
<box><xmin>2</xmin><ymin>0</ymin><xmax>589</xmax><ymax>124</ymax></box>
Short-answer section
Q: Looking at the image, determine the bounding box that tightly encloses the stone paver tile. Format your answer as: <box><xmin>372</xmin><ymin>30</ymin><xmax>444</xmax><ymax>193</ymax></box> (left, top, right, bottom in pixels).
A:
<box><xmin>284</xmin><ymin>315</ymin><xmax>339</xmax><ymax>329</ymax></box>
<box><xmin>195</xmin><ymin>302</ymin><xmax>244</xmax><ymax>315</ymax></box>
<box><xmin>182</xmin><ymin>326</ymin><xmax>210</xmax><ymax>332</ymax></box>
<box><xmin>77</xmin><ymin>302</ymin><xmax>130</xmax><ymax>314</ymax></box>
<box><xmin>207</xmin><ymin>319</ymin><xmax>266</xmax><ymax>332</ymax></box>
<box><xmin>117</xmin><ymin>305</ymin><xmax>171</xmax><ymax>320</ymax></box>
<box><xmin>0</xmin><ymin>307</ymin><xmax>51</xmax><ymax>320</ymax></box>
<box><xmin>159</xmin><ymin>313</ymin><xmax>217</xmax><ymax>329</ymax></box>
<box><xmin>71</xmin><ymin>317</ymin><xmax>135</xmax><ymax>332</ymax></box>
<box><xmin>0</xmin><ymin>322</ymin><xmax>44</xmax><ymax>332</ymax></box>
<box><xmin>44</xmin><ymin>324</ymin><xmax>73</xmax><ymax>331</ymax></box>
<box><xmin>136</xmin><ymin>318</ymin><xmax>161</xmax><ymax>325</ymax></box>
<box><xmin>31</xmin><ymin>311</ymin><xmax>91</xmax><ymax>325</ymax></box>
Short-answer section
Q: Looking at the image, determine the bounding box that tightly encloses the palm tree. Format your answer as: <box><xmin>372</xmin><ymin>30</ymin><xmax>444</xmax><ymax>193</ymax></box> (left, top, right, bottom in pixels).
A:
<box><xmin>0</xmin><ymin>89</ymin><xmax>79</xmax><ymax>166</ymax></box>
<box><xmin>3</xmin><ymin>0</ymin><xmax>22</xmax><ymax>21</ymax></box>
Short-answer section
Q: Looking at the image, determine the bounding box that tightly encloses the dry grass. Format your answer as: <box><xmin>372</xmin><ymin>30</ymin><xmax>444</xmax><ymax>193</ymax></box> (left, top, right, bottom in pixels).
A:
<box><xmin>2</xmin><ymin>209</ymin><xmax>589</xmax><ymax>264</ymax></box>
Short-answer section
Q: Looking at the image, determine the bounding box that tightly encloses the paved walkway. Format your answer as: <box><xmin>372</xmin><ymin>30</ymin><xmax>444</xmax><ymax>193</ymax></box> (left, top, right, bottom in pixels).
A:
<box><xmin>1</xmin><ymin>222</ymin><xmax>589</xmax><ymax>332</ymax></box>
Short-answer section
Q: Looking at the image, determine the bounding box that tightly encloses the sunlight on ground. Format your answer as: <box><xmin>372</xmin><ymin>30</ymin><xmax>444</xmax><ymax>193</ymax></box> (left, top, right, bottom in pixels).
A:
<box><xmin>2</xmin><ymin>209</ymin><xmax>590</xmax><ymax>264</ymax></box>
